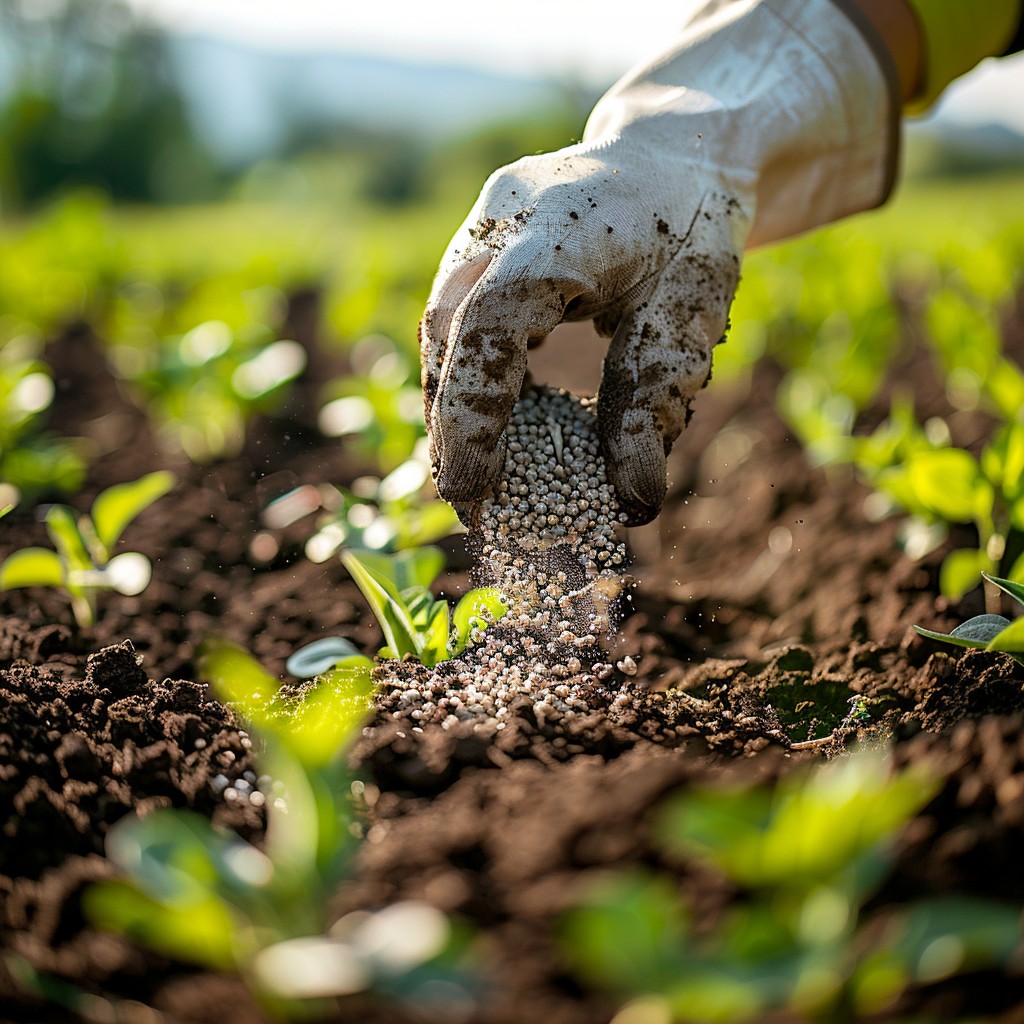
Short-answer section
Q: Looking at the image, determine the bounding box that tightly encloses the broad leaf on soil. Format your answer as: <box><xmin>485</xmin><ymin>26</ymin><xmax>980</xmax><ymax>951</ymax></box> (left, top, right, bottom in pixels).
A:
<box><xmin>200</xmin><ymin>638</ymin><xmax>374</xmax><ymax>765</ymax></box>
<box><xmin>913</xmin><ymin>625</ymin><xmax>995</xmax><ymax>651</ymax></box>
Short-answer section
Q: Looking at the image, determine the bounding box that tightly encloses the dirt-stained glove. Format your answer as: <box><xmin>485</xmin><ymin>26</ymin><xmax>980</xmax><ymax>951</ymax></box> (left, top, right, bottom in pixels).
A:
<box><xmin>421</xmin><ymin>0</ymin><xmax>899</xmax><ymax>525</ymax></box>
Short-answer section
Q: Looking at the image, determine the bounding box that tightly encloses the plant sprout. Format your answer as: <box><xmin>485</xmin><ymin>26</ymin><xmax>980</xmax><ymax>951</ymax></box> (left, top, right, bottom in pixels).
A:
<box><xmin>289</xmin><ymin>547</ymin><xmax>509</xmax><ymax>676</ymax></box>
<box><xmin>914</xmin><ymin>572</ymin><xmax>1024</xmax><ymax>667</ymax></box>
<box><xmin>85</xmin><ymin>642</ymin><xmax>475</xmax><ymax>1017</ymax></box>
<box><xmin>0</xmin><ymin>470</ymin><xmax>174</xmax><ymax>626</ymax></box>
<box><xmin>563</xmin><ymin>752</ymin><xmax>1022</xmax><ymax>1023</ymax></box>
<box><xmin>867</xmin><ymin>421</ymin><xmax>1024</xmax><ymax>607</ymax></box>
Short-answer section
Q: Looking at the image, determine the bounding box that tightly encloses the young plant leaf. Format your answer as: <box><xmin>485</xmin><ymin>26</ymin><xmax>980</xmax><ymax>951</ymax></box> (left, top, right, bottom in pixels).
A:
<box><xmin>986</xmin><ymin>618</ymin><xmax>1024</xmax><ymax>658</ymax></box>
<box><xmin>905</xmin><ymin>449</ymin><xmax>992</xmax><ymax>524</ymax></box>
<box><xmin>982</xmin><ymin>572</ymin><xmax>1024</xmax><ymax>609</ymax></box>
<box><xmin>355</xmin><ymin>546</ymin><xmax>444</xmax><ymax>591</ymax></box>
<box><xmin>913</xmin><ymin>624</ymin><xmax>996</xmax><ymax>651</ymax></box>
<box><xmin>276</xmin><ymin>667</ymin><xmax>375</xmax><ymax>767</ymax></box>
<box><xmin>939</xmin><ymin>549</ymin><xmax>986</xmax><ymax>601</ymax></box>
<box><xmin>401</xmin><ymin>587</ymin><xmax>439</xmax><ymax>628</ymax></box>
<box><xmin>341</xmin><ymin>549</ymin><xmax>422</xmax><ymax>660</ymax></box>
<box><xmin>91</xmin><ymin>470</ymin><xmax>175</xmax><ymax>555</ymax></box>
<box><xmin>913</xmin><ymin>611</ymin><xmax>1022</xmax><ymax>661</ymax></box>
<box><xmin>45</xmin><ymin>505</ymin><xmax>92</xmax><ymax>573</ymax></box>
<box><xmin>418</xmin><ymin>601</ymin><xmax>452</xmax><ymax>668</ymax></box>
<box><xmin>200</xmin><ymin>637</ymin><xmax>374</xmax><ymax>766</ymax></box>
<box><xmin>286</xmin><ymin>636</ymin><xmax>362</xmax><ymax>678</ymax></box>
<box><xmin>0</xmin><ymin>547</ymin><xmax>64</xmax><ymax>589</ymax></box>
<box><xmin>199</xmin><ymin>637</ymin><xmax>280</xmax><ymax>709</ymax></box>
<box><xmin>450</xmin><ymin>587</ymin><xmax>509</xmax><ymax>656</ymax></box>
<box><xmin>84</xmin><ymin>880</ymin><xmax>237</xmax><ymax>972</ymax></box>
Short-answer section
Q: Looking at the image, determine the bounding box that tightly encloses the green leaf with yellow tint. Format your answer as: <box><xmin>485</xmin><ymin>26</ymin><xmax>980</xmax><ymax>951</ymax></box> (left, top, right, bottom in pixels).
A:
<box><xmin>0</xmin><ymin>547</ymin><xmax>64</xmax><ymax>589</ymax></box>
<box><xmin>91</xmin><ymin>470</ymin><xmax>175</xmax><ymax>554</ymax></box>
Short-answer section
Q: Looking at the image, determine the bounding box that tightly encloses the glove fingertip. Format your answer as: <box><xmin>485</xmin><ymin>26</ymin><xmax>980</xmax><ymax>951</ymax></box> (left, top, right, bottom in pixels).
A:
<box><xmin>433</xmin><ymin>438</ymin><xmax>505</xmax><ymax>506</ymax></box>
<box><xmin>610</xmin><ymin>464</ymin><xmax>666</xmax><ymax>527</ymax></box>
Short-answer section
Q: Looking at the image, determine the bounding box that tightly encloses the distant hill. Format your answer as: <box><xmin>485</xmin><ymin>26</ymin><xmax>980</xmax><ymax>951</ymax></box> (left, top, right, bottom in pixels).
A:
<box><xmin>167</xmin><ymin>35</ymin><xmax>573</xmax><ymax>166</ymax></box>
<box><xmin>905</xmin><ymin>119</ymin><xmax>1024</xmax><ymax>176</ymax></box>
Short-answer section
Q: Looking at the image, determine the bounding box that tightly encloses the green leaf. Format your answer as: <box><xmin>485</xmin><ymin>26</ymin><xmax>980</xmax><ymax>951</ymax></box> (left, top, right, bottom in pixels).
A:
<box><xmin>561</xmin><ymin>869</ymin><xmax>690</xmax><ymax>994</ymax></box>
<box><xmin>356</xmin><ymin>546</ymin><xmax>445</xmax><ymax>591</ymax></box>
<box><xmin>199</xmin><ymin>636</ymin><xmax>280</xmax><ymax>711</ymax></box>
<box><xmin>278</xmin><ymin>662</ymin><xmax>375</xmax><ymax>767</ymax></box>
<box><xmin>418</xmin><ymin>601</ymin><xmax>452</xmax><ymax>668</ymax></box>
<box><xmin>200</xmin><ymin>638</ymin><xmax>374</xmax><ymax>766</ymax></box>
<box><xmin>987</xmin><ymin>618</ymin><xmax>1024</xmax><ymax>655</ymax></box>
<box><xmin>45</xmin><ymin>505</ymin><xmax>92</xmax><ymax>573</ymax></box>
<box><xmin>986</xmin><ymin>358</ymin><xmax>1024</xmax><ymax>423</ymax></box>
<box><xmin>450</xmin><ymin>587</ymin><xmax>509</xmax><ymax>656</ymax></box>
<box><xmin>939</xmin><ymin>549</ymin><xmax>986</xmax><ymax>601</ymax></box>
<box><xmin>904</xmin><ymin>449</ymin><xmax>990</xmax><ymax>524</ymax></box>
<box><xmin>0</xmin><ymin>547</ymin><xmax>64</xmax><ymax>589</ymax></box>
<box><xmin>913</xmin><ymin>625</ymin><xmax>992</xmax><ymax>651</ymax></box>
<box><xmin>982</xmin><ymin>571</ymin><xmax>1024</xmax><ymax>608</ymax></box>
<box><xmin>658</xmin><ymin>752</ymin><xmax>937</xmax><ymax>891</ymax></box>
<box><xmin>401</xmin><ymin>586</ymin><xmax>439</xmax><ymax>628</ymax></box>
<box><xmin>91</xmin><ymin>470</ymin><xmax>175</xmax><ymax>554</ymax></box>
<box><xmin>84</xmin><ymin>880</ymin><xmax>238</xmax><ymax>972</ymax></box>
<box><xmin>341</xmin><ymin>549</ymin><xmax>422</xmax><ymax>660</ymax></box>
<box><xmin>286</xmin><ymin>636</ymin><xmax>362</xmax><ymax>678</ymax></box>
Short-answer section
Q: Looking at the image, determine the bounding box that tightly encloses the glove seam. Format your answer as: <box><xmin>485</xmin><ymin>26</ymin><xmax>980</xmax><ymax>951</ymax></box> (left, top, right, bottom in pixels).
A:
<box><xmin>822</xmin><ymin>0</ymin><xmax>902</xmax><ymax>208</ymax></box>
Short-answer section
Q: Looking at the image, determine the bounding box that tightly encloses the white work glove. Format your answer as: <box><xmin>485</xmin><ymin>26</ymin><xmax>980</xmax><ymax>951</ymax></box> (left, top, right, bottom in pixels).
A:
<box><xmin>421</xmin><ymin>0</ymin><xmax>899</xmax><ymax>525</ymax></box>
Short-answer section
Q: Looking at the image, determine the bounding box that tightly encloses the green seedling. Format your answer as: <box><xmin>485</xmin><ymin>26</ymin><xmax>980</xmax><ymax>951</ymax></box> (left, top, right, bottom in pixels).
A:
<box><xmin>914</xmin><ymin>572</ymin><xmax>1024</xmax><ymax>667</ymax></box>
<box><xmin>563</xmin><ymin>752</ymin><xmax>1022</xmax><ymax>1023</ymax></box>
<box><xmin>0</xmin><ymin>470</ymin><xmax>174</xmax><ymax>627</ymax></box>
<box><xmin>925</xmin><ymin>285</ymin><xmax>1024</xmax><ymax>420</ymax></box>
<box><xmin>85</xmin><ymin>641</ymin><xmax>474</xmax><ymax>1017</ymax></box>
<box><xmin>342</xmin><ymin>547</ymin><xmax>508</xmax><ymax>667</ymax></box>
<box><xmin>868</xmin><ymin>418</ymin><xmax>1024</xmax><ymax>606</ymax></box>
<box><xmin>290</xmin><ymin>547</ymin><xmax>508</xmax><ymax>676</ymax></box>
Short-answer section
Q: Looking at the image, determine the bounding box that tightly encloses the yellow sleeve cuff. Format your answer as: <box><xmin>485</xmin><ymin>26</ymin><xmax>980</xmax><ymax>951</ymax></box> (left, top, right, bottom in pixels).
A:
<box><xmin>904</xmin><ymin>0</ymin><xmax>1022</xmax><ymax>112</ymax></box>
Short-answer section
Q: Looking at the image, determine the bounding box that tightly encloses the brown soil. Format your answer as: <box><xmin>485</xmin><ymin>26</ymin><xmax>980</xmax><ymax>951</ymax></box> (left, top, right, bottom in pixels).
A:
<box><xmin>2</xmin><ymin>309</ymin><xmax>1023</xmax><ymax>1023</ymax></box>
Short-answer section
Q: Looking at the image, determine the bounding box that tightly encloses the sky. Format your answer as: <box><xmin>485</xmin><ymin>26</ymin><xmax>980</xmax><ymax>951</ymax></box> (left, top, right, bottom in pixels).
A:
<box><xmin>124</xmin><ymin>0</ymin><xmax>1024</xmax><ymax>132</ymax></box>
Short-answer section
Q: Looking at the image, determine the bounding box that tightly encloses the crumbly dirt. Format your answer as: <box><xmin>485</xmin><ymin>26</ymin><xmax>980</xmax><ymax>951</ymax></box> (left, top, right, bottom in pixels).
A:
<box><xmin>2</xmin><ymin>306</ymin><xmax>1024</xmax><ymax>1023</ymax></box>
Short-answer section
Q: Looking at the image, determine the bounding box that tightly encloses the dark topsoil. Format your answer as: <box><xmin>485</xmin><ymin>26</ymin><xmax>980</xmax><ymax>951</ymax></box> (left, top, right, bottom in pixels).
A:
<box><xmin>2</xmin><ymin>307</ymin><xmax>1024</xmax><ymax>1024</ymax></box>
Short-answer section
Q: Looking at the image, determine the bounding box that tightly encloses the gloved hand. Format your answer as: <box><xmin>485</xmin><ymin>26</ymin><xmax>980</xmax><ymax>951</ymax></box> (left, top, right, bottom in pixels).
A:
<box><xmin>421</xmin><ymin>0</ymin><xmax>899</xmax><ymax>525</ymax></box>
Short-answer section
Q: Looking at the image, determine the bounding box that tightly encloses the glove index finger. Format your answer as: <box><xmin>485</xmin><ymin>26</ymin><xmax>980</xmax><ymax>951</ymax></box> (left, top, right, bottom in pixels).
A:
<box><xmin>430</xmin><ymin>258</ymin><xmax>566</xmax><ymax>504</ymax></box>
<box><xmin>421</xmin><ymin>250</ymin><xmax>494</xmax><ymax>418</ymax></box>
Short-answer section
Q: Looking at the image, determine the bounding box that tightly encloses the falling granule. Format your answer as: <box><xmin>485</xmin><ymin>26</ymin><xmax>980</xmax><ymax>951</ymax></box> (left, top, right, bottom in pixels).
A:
<box><xmin>473</xmin><ymin>385</ymin><xmax>631</xmax><ymax>638</ymax></box>
<box><xmin>378</xmin><ymin>386</ymin><xmax>637</xmax><ymax>728</ymax></box>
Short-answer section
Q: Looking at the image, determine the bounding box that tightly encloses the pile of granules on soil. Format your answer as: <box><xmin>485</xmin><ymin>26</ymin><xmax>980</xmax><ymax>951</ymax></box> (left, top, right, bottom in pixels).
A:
<box><xmin>378</xmin><ymin>386</ymin><xmax>638</xmax><ymax>728</ymax></box>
